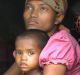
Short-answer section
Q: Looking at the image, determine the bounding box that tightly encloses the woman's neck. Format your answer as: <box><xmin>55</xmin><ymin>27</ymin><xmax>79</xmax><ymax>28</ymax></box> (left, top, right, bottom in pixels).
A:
<box><xmin>48</xmin><ymin>25</ymin><xmax>60</xmax><ymax>37</ymax></box>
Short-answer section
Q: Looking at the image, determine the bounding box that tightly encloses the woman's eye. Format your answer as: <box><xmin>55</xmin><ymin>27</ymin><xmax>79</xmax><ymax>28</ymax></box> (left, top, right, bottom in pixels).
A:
<box><xmin>25</xmin><ymin>5</ymin><xmax>32</xmax><ymax>11</ymax></box>
<box><xmin>40</xmin><ymin>7</ymin><xmax>48</xmax><ymax>11</ymax></box>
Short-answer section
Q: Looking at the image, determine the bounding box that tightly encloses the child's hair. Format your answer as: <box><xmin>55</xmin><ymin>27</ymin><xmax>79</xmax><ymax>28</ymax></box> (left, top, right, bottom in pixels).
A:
<box><xmin>15</xmin><ymin>29</ymin><xmax>49</xmax><ymax>49</ymax></box>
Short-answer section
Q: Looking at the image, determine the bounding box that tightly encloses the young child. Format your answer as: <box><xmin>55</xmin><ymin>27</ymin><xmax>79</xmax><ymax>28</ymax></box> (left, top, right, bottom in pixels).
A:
<box><xmin>13</xmin><ymin>29</ymin><xmax>49</xmax><ymax>75</ymax></box>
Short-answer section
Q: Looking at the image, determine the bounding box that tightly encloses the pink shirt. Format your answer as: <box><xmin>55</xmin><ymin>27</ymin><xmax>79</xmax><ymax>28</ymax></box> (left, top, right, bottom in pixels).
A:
<box><xmin>39</xmin><ymin>30</ymin><xmax>80</xmax><ymax>75</ymax></box>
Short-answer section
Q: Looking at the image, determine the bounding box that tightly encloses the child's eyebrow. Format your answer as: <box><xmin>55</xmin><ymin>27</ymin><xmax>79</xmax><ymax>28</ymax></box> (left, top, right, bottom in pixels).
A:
<box><xmin>15</xmin><ymin>49</ymin><xmax>35</xmax><ymax>51</ymax></box>
<box><xmin>25</xmin><ymin>49</ymin><xmax>36</xmax><ymax>52</ymax></box>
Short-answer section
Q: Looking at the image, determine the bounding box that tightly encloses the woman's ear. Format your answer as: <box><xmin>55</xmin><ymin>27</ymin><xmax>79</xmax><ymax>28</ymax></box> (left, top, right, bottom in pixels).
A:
<box><xmin>13</xmin><ymin>50</ymin><xmax>16</xmax><ymax>58</ymax></box>
<box><xmin>54</xmin><ymin>12</ymin><xmax>64</xmax><ymax>25</ymax></box>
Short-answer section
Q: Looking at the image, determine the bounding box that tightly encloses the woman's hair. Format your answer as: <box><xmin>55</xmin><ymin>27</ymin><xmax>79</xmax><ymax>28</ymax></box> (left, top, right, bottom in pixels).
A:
<box><xmin>15</xmin><ymin>29</ymin><xmax>49</xmax><ymax>49</ymax></box>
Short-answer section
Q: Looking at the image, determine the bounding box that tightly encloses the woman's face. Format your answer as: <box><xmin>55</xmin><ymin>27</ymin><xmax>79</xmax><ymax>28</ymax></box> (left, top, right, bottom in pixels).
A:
<box><xmin>23</xmin><ymin>0</ymin><xmax>56</xmax><ymax>34</ymax></box>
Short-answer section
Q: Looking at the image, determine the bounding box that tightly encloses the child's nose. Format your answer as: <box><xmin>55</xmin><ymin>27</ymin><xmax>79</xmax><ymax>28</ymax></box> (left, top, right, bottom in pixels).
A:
<box><xmin>21</xmin><ymin>53</ymin><xmax>28</xmax><ymax>61</ymax></box>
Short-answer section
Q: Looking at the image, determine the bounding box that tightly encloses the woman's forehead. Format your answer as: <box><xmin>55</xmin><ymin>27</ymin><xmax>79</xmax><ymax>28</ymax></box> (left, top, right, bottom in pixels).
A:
<box><xmin>25</xmin><ymin>0</ymin><xmax>46</xmax><ymax>5</ymax></box>
<box><xmin>25</xmin><ymin>0</ymin><xmax>67</xmax><ymax>13</ymax></box>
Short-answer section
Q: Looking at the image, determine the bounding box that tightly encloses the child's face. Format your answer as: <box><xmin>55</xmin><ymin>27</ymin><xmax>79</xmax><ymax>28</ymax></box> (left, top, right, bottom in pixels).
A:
<box><xmin>15</xmin><ymin>37</ymin><xmax>41</xmax><ymax>72</ymax></box>
<box><xmin>23</xmin><ymin>0</ymin><xmax>56</xmax><ymax>33</ymax></box>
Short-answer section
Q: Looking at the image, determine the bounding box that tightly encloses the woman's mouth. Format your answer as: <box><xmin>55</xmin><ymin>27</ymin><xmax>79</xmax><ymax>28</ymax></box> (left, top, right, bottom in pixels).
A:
<box><xmin>28</xmin><ymin>20</ymin><xmax>38</xmax><ymax>25</ymax></box>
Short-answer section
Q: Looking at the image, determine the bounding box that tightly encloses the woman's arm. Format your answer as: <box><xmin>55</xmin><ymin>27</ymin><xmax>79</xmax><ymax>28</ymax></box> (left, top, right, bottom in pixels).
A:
<box><xmin>3</xmin><ymin>62</ymin><xmax>21</xmax><ymax>75</ymax></box>
<box><xmin>43</xmin><ymin>64</ymin><xmax>66</xmax><ymax>75</ymax></box>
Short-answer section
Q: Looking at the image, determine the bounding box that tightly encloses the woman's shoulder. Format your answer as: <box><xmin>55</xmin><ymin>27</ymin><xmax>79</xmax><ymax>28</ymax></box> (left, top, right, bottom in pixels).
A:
<box><xmin>51</xmin><ymin>30</ymin><xmax>78</xmax><ymax>44</ymax></box>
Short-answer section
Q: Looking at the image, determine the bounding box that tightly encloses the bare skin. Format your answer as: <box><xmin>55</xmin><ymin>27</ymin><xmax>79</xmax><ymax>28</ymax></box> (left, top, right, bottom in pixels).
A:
<box><xmin>3</xmin><ymin>63</ymin><xmax>21</xmax><ymax>75</ymax></box>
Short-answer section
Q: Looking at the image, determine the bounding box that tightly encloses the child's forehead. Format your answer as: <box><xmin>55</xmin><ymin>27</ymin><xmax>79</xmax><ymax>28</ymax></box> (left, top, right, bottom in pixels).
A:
<box><xmin>16</xmin><ymin>36</ymin><xmax>39</xmax><ymax>44</ymax></box>
<box><xmin>15</xmin><ymin>37</ymin><xmax>42</xmax><ymax>52</ymax></box>
<box><xmin>16</xmin><ymin>37</ymin><xmax>40</xmax><ymax>47</ymax></box>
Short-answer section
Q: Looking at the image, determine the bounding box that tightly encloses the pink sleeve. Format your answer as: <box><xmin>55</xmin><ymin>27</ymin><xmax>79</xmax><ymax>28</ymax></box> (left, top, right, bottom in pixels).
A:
<box><xmin>39</xmin><ymin>31</ymin><xmax>76</xmax><ymax>70</ymax></box>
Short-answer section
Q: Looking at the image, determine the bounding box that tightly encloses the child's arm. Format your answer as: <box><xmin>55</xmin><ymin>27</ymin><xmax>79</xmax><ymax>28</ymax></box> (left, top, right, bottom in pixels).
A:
<box><xmin>3</xmin><ymin>62</ymin><xmax>20</xmax><ymax>75</ymax></box>
<box><xmin>43</xmin><ymin>64</ymin><xmax>66</xmax><ymax>75</ymax></box>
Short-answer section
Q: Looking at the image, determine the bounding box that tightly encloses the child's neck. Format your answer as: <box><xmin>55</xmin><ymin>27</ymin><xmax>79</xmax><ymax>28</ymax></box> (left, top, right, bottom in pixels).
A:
<box><xmin>22</xmin><ymin>67</ymin><xmax>42</xmax><ymax>75</ymax></box>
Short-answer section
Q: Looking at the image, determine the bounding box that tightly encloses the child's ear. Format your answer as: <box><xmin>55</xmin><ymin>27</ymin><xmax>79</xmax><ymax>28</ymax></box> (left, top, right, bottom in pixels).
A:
<box><xmin>13</xmin><ymin>50</ymin><xmax>16</xmax><ymax>58</ymax></box>
<box><xmin>54</xmin><ymin>12</ymin><xmax>64</xmax><ymax>25</ymax></box>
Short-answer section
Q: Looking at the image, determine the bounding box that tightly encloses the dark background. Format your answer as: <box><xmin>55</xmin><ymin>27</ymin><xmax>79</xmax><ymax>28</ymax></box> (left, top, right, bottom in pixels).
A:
<box><xmin>0</xmin><ymin>0</ymin><xmax>25</xmax><ymax>74</ymax></box>
<box><xmin>0</xmin><ymin>0</ymin><xmax>25</xmax><ymax>40</ymax></box>
<box><xmin>0</xmin><ymin>0</ymin><xmax>79</xmax><ymax>74</ymax></box>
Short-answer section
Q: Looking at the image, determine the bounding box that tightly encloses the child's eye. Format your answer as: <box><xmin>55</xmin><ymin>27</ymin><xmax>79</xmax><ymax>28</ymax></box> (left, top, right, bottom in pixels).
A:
<box><xmin>28</xmin><ymin>51</ymin><xmax>34</xmax><ymax>56</ymax></box>
<box><xmin>16</xmin><ymin>50</ymin><xmax>22</xmax><ymax>55</ymax></box>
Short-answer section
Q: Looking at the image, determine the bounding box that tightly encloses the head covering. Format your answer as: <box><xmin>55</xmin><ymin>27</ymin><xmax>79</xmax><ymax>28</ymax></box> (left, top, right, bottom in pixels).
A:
<box><xmin>43</xmin><ymin>0</ymin><xmax>67</xmax><ymax>13</ymax></box>
<box><xmin>26</xmin><ymin>0</ymin><xmax>68</xmax><ymax>13</ymax></box>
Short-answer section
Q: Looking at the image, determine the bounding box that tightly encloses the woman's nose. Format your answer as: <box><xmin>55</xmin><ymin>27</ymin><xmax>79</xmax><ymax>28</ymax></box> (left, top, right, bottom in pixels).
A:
<box><xmin>31</xmin><ymin>9</ymin><xmax>38</xmax><ymax>18</ymax></box>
